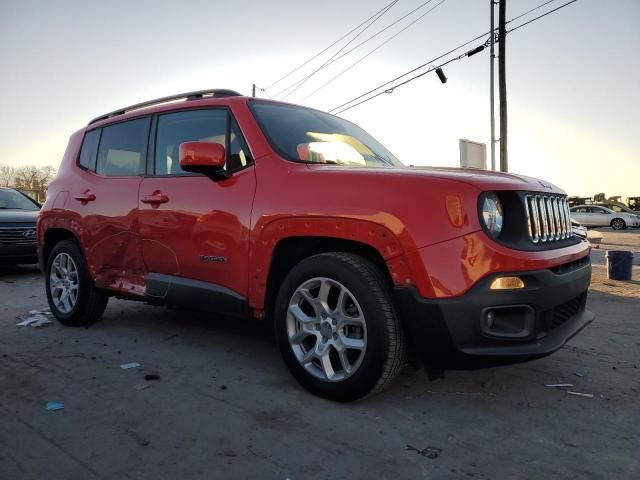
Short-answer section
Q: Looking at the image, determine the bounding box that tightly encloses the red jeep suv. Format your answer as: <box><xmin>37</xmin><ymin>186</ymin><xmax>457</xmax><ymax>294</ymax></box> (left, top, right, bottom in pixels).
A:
<box><xmin>38</xmin><ymin>89</ymin><xmax>593</xmax><ymax>401</ymax></box>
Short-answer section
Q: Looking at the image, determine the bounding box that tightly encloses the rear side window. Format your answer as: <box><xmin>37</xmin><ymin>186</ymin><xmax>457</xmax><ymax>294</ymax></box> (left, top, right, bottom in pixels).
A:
<box><xmin>96</xmin><ymin>118</ymin><xmax>150</xmax><ymax>176</ymax></box>
<box><xmin>79</xmin><ymin>129</ymin><xmax>100</xmax><ymax>170</ymax></box>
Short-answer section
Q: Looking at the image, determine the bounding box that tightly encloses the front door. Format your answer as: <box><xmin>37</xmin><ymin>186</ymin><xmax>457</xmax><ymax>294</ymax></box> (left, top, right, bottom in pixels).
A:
<box><xmin>138</xmin><ymin>108</ymin><xmax>256</xmax><ymax>301</ymax></box>
<box><xmin>571</xmin><ymin>207</ymin><xmax>591</xmax><ymax>225</ymax></box>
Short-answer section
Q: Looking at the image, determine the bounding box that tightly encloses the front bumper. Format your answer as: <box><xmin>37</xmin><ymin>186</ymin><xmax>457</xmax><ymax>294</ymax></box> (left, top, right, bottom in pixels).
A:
<box><xmin>393</xmin><ymin>256</ymin><xmax>594</xmax><ymax>369</ymax></box>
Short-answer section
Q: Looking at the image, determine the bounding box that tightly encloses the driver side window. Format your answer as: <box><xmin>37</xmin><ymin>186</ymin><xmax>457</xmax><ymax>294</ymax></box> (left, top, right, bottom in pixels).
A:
<box><xmin>155</xmin><ymin>110</ymin><xmax>226</xmax><ymax>176</ymax></box>
<box><xmin>154</xmin><ymin>109</ymin><xmax>253</xmax><ymax>176</ymax></box>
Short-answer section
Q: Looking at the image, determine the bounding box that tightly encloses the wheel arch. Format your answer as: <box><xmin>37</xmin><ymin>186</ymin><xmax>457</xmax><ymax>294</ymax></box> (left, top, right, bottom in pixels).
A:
<box><xmin>41</xmin><ymin>228</ymin><xmax>80</xmax><ymax>268</ymax></box>
<box><xmin>250</xmin><ymin>216</ymin><xmax>424</xmax><ymax>319</ymax></box>
<box><xmin>263</xmin><ymin>236</ymin><xmax>393</xmax><ymax>320</ymax></box>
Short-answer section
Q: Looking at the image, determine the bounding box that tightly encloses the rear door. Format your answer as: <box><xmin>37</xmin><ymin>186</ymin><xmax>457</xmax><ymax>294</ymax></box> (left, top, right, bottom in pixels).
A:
<box><xmin>138</xmin><ymin>108</ymin><xmax>256</xmax><ymax>303</ymax></box>
<box><xmin>72</xmin><ymin>118</ymin><xmax>149</xmax><ymax>287</ymax></box>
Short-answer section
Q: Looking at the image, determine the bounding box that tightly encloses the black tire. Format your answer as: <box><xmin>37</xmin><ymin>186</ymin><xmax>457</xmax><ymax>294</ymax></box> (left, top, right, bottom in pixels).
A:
<box><xmin>274</xmin><ymin>252</ymin><xmax>405</xmax><ymax>402</ymax></box>
<box><xmin>610</xmin><ymin>218</ymin><xmax>626</xmax><ymax>230</ymax></box>
<box><xmin>45</xmin><ymin>239</ymin><xmax>108</xmax><ymax>326</ymax></box>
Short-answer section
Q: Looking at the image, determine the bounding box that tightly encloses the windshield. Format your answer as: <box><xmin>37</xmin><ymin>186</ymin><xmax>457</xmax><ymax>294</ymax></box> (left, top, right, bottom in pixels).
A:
<box><xmin>0</xmin><ymin>189</ymin><xmax>40</xmax><ymax>210</ymax></box>
<box><xmin>250</xmin><ymin>101</ymin><xmax>403</xmax><ymax>168</ymax></box>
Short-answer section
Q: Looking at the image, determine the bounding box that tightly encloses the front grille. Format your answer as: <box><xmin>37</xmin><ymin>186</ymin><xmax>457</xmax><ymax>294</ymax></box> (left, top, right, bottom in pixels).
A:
<box><xmin>524</xmin><ymin>194</ymin><xmax>572</xmax><ymax>244</ymax></box>
<box><xmin>0</xmin><ymin>225</ymin><xmax>37</xmax><ymax>246</ymax></box>
<box><xmin>550</xmin><ymin>292</ymin><xmax>586</xmax><ymax>331</ymax></box>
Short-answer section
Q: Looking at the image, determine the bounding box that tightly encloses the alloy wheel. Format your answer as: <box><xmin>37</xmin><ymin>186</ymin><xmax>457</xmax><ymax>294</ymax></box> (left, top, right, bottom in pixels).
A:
<box><xmin>612</xmin><ymin>219</ymin><xmax>625</xmax><ymax>230</ymax></box>
<box><xmin>49</xmin><ymin>252</ymin><xmax>79</xmax><ymax>314</ymax></box>
<box><xmin>286</xmin><ymin>277</ymin><xmax>367</xmax><ymax>382</ymax></box>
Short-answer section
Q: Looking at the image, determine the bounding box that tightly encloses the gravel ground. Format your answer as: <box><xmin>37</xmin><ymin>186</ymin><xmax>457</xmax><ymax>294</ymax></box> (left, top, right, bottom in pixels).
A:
<box><xmin>1</xmin><ymin>230</ymin><xmax>638</xmax><ymax>480</ymax></box>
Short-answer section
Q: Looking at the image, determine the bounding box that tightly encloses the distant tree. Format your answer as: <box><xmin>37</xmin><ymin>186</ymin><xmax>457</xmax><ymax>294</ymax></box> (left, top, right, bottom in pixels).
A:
<box><xmin>0</xmin><ymin>165</ymin><xmax>15</xmax><ymax>187</ymax></box>
<box><xmin>13</xmin><ymin>165</ymin><xmax>57</xmax><ymax>201</ymax></box>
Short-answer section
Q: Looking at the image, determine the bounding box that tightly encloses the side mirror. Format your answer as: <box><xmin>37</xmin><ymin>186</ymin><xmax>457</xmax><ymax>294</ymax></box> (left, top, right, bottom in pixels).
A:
<box><xmin>179</xmin><ymin>141</ymin><xmax>229</xmax><ymax>180</ymax></box>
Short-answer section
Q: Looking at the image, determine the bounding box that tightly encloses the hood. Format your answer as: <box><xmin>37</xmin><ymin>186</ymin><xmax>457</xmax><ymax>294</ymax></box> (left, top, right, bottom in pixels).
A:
<box><xmin>0</xmin><ymin>209</ymin><xmax>40</xmax><ymax>224</ymax></box>
<box><xmin>404</xmin><ymin>166</ymin><xmax>564</xmax><ymax>193</ymax></box>
<box><xmin>308</xmin><ymin>164</ymin><xmax>566</xmax><ymax>195</ymax></box>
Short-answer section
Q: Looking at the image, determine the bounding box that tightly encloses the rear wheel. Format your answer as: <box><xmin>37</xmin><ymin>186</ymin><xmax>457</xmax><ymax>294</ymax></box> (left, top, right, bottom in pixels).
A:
<box><xmin>274</xmin><ymin>252</ymin><xmax>405</xmax><ymax>401</ymax></box>
<box><xmin>611</xmin><ymin>218</ymin><xmax>626</xmax><ymax>230</ymax></box>
<box><xmin>45</xmin><ymin>239</ymin><xmax>108</xmax><ymax>326</ymax></box>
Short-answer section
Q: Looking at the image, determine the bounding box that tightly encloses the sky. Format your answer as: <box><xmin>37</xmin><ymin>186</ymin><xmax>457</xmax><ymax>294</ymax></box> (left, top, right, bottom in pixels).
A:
<box><xmin>1</xmin><ymin>0</ymin><xmax>638</xmax><ymax>199</ymax></box>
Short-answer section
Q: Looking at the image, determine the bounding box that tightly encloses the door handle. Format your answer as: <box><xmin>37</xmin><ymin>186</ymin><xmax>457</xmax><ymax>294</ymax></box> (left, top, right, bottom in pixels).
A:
<box><xmin>141</xmin><ymin>192</ymin><xmax>169</xmax><ymax>205</ymax></box>
<box><xmin>74</xmin><ymin>191</ymin><xmax>96</xmax><ymax>202</ymax></box>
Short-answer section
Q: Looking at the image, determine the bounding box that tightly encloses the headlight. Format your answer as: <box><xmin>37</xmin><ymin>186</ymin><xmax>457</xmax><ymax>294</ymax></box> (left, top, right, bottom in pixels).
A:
<box><xmin>480</xmin><ymin>192</ymin><xmax>503</xmax><ymax>237</ymax></box>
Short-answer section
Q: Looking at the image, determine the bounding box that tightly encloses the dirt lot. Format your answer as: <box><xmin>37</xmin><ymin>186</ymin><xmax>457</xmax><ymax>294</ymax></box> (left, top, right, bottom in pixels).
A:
<box><xmin>1</xmin><ymin>230</ymin><xmax>638</xmax><ymax>480</ymax></box>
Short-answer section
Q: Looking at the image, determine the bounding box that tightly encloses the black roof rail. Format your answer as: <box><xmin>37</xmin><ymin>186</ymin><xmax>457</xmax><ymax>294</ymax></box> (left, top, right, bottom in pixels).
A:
<box><xmin>88</xmin><ymin>89</ymin><xmax>243</xmax><ymax>125</ymax></box>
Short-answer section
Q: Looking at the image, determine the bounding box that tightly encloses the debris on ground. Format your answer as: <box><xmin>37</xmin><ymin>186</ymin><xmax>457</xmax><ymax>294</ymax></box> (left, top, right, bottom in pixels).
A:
<box><xmin>406</xmin><ymin>445</ymin><xmax>442</xmax><ymax>459</ymax></box>
<box><xmin>120</xmin><ymin>362</ymin><xmax>141</xmax><ymax>369</ymax></box>
<box><xmin>134</xmin><ymin>384</ymin><xmax>151</xmax><ymax>390</ymax></box>
<box><xmin>16</xmin><ymin>310</ymin><xmax>53</xmax><ymax>328</ymax></box>
<box><xmin>567</xmin><ymin>391</ymin><xmax>595</xmax><ymax>398</ymax></box>
<box><xmin>126</xmin><ymin>429</ymin><xmax>150</xmax><ymax>446</ymax></box>
<box><xmin>574</xmin><ymin>372</ymin><xmax>586</xmax><ymax>378</ymax></box>
<box><xmin>144</xmin><ymin>374</ymin><xmax>160</xmax><ymax>381</ymax></box>
<box><xmin>247</xmin><ymin>445</ymin><xmax>272</xmax><ymax>459</ymax></box>
<box><xmin>425</xmin><ymin>390</ymin><xmax>496</xmax><ymax>397</ymax></box>
<box><xmin>545</xmin><ymin>383</ymin><xmax>573</xmax><ymax>388</ymax></box>
<box><xmin>46</xmin><ymin>401</ymin><xmax>64</xmax><ymax>411</ymax></box>
<box><xmin>218</xmin><ymin>450</ymin><xmax>237</xmax><ymax>457</ymax></box>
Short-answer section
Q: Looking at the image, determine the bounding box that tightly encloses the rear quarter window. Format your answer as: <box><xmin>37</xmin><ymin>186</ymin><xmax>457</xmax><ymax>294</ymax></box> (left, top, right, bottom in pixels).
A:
<box><xmin>78</xmin><ymin>129</ymin><xmax>100</xmax><ymax>171</ymax></box>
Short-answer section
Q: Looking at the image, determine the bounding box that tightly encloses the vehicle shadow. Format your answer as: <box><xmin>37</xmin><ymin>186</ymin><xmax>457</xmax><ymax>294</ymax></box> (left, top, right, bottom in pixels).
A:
<box><xmin>86</xmin><ymin>285</ymin><xmax>637</xmax><ymax>406</ymax></box>
<box><xmin>0</xmin><ymin>264</ymin><xmax>40</xmax><ymax>279</ymax></box>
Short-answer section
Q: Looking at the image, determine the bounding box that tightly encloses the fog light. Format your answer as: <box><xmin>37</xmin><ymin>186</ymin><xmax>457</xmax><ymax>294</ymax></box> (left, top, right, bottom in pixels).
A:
<box><xmin>490</xmin><ymin>276</ymin><xmax>524</xmax><ymax>290</ymax></box>
<box><xmin>481</xmin><ymin>305</ymin><xmax>534</xmax><ymax>338</ymax></box>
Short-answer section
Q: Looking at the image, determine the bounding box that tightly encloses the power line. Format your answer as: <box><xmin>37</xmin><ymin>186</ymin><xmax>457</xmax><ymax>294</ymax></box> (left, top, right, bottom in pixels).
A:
<box><xmin>508</xmin><ymin>0</ymin><xmax>558</xmax><ymax>23</ymax></box>
<box><xmin>255</xmin><ymin>86</ymin><xmax>272</xmax><ymax>98</ymax></box>
<box><xmin>507</xmin><ymin>0</ymin><xmax>577</xmax><ymax>33</ymax></box>
<box><xmin>281</xmin><ymin>0</ymin><xmax>399</xmax><ymax>100</ymax></box>
<box><xmin>265</xmin><ymin>0</ymin><xmax>399</xmax><ymax>91</ymax></box>
<box><xmin>334</xmin><ymin>50</ymin><xmax>473</xmax><ymax>114</ymax></box>
<box><xmin>329</xmin><ymin>31</ymin><xmax>487</xmax><ymax>113</ymax></box>
<box><xmin>301</xmin><ymin>0</ymin><xmax>448</xmax><ymax>101</ymax></box>
<box><xmin>274</xmin><ymin>0</ymin><xmax>440</xmax><ymax>98</ymax></box>
<box><xmin>507</xmin><ymin>0</ymin><xmax>556</xmax><ymax>24</ymax></box>
<box><xmin>330</xmin><ymin>0</ymin><xmax>579</xmax><ymax>114</ymax></box>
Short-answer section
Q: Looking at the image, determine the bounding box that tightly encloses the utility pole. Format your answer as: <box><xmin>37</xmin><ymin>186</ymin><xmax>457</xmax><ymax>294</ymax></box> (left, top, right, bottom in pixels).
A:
<box><xmin>252</xmin><ymin>83</ymin><xmax>256</xmax><ymax>97</ymax></box>
<box><xmin>489</xmin><ymin>0</ymin><xmax>496</xmax><ymax>171</ymax></box>
<box><xmin>498</xmin><ymin>0</ymin><xmax>508</xmax><ymax>172</ymax></box>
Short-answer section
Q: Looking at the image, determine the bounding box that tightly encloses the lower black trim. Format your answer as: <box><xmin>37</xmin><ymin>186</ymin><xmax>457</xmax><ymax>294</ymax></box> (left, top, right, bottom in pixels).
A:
<box><xmin>393</xmin><ymin>258</ymin><xmax>594</xmax><ymax>369</ymax></box>
<box><xmin>145</xmin><ymin>273</ymin><xmax>248</xmax><ymax>318</ymax></box>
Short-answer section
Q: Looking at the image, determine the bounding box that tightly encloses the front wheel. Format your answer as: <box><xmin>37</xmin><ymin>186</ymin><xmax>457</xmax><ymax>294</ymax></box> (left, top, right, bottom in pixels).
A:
<box><xmin>611</xmin><ymin>218</ymin><xmax>626</xmax><ymax>230</ymax></box>
<box><xmin>274</xmin><ymin>252</ymin><xmax>405</xmax><ymax>402</ymax></box>
<box><xmin>45</xmin><ymin>239</ymin><xmax>109</xmax><ymax>326</ymax></box>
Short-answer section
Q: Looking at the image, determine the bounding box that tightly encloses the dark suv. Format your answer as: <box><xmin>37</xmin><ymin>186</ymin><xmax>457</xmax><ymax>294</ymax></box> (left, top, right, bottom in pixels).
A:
<box><xmin>0</xmin><ymin>187</ymin><xmax>40</xmax><ymax>265</ymax></box>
